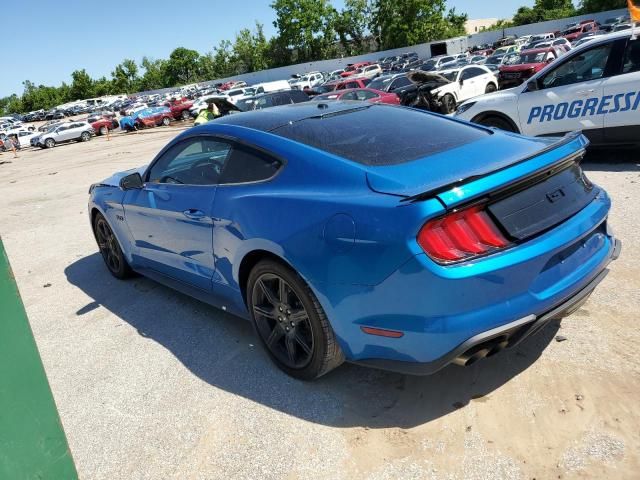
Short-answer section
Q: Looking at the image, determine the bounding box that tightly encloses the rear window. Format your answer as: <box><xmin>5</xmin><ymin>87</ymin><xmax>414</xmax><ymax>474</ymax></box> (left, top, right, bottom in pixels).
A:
<box><xmin>272</xmin><ymin>106</ymin><xmax>488</xmax><ymax>166</ymax></box>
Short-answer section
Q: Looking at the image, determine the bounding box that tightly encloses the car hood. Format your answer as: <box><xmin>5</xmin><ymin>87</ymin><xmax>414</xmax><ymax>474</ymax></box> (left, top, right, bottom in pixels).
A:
<box><xmin>500</xmin><ymin>63</ymin><xmax>543</xmax><ymax>72</ymax></box>
<box><xmin>365</xmin><ymin>131</ymin><xmax>585</xmax><ymax>201</ymax></box>
<box><xmin>97</xmin><ymin>165</ymin><xmax>148</xmax><ymax>188</ymax></box>
<box><xmin>407</xmin><ymin>71</ymin><xmax>451</xmax><ymax>85</ymax></box>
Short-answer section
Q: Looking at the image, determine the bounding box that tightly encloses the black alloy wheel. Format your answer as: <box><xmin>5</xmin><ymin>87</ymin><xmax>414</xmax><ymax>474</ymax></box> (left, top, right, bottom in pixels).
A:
<box><xmin>248</xmin><ymin>260</ymin><xmax>344</xmax><ymax>380</ymax></box>
<box><xmin>252</xmin><ymin>273</ymin><xmax>314</xmax><ymax>369</ymax></box>
<box><xmin>93</xmin><ymin>213</ymin><xmax>132</xmax><ymax>279</ymax></box>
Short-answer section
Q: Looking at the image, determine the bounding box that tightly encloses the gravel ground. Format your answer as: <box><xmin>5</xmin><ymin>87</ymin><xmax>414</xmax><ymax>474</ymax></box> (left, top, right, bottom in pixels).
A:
<box><xmin>0</xmin><ymin>127</ymin><xmax>638</xmax><ymax>480</ymax></box>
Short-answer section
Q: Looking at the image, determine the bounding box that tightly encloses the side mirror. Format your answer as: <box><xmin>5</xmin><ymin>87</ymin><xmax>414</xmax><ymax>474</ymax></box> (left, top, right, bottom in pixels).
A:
<box><xmin>120</xmin><ymin>172</ymin><xmax>143</xmax><ymax>190</ymax></box>
<box><xmin>526</xmin><ymin>80</ymin><xmax>539</xmax><ymax>92</ymax></box>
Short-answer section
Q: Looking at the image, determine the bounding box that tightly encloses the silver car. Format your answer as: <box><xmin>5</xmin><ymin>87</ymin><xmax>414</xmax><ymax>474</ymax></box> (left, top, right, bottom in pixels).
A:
<box><xmin>38</xmin><ymin>121</ymin><xmax>94</xmax><ymax>149</ymax></box>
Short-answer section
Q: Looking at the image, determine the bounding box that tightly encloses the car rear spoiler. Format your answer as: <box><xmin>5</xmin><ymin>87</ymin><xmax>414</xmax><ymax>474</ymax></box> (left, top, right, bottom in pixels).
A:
<box><xmin>399</xmin><ymin>131</ymin><xmax>587</xmax><ymax>204</ymax></box>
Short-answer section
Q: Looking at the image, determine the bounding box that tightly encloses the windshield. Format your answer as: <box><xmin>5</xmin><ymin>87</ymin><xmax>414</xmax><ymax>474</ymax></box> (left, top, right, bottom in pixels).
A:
<box><xmin>422</xmin><ymin>59</ymin><xmax>437</xmax><ymax>69</ymax></box>
<box><xmin>516</xmin><ymin>52</ymin><xmax>547</xmax><ymax>64</ymax></box>
<box><xmin>440</xmin><ymin>71</ymin><xmax>459</xmax><ymax>81</ymax></box>
<box><xmin>344</xmin><ymin>65</ymin><xmax>356</xmax><ymax>72</ymax></box>
<box><xmin>485</xmin><ymin>55</ymin><xmax>504</xmax><ymax>65</ymax></box>
<box><xmin>367</xmin><ymin>76</ymin><xmax>393</xmax><ymax>90</ymax></box>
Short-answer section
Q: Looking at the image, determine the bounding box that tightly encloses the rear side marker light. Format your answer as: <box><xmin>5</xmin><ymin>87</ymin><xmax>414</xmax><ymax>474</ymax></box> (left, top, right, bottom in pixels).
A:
<box><xmin>361</xmin><ymin>326</ymin><xmax>404</xmax><ymax>338</ymax></box>
<box><xmin>417</xmin><ymin>205</ymin><xmax>511</xmax><ymax>263</ymax></box>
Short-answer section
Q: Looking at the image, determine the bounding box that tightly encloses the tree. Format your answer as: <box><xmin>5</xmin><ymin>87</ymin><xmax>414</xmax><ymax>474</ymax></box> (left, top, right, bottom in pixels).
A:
<box><xmin>111</xmin><ymin>59</ymin><xmax>139</xmax><ymax>93</ymax></box>
<box><xmin>164</xmin><ymin>47</ymin><xmax>201</xmax><ymax>85</ymax></box>
<box><xmin>512</xmin><ymin>0</ymin><xmax>576</xmax><ymax>25</ymax></box>
<box><xmin>138</xmin><ymin>57</ymin><xmax>167</xmax><ymax>91</ymax></box>
<box><xmin>270</xmin><ymin>0</ymin><xmax>338</xmax><ymax>63</ymax></box>
<box><xmin>371</xmin><ymin>0</ymin><xmax>466</xmax><ymax>50</ymax></box>
<box><xmin>579</xmin><ymin>0</ymin><xmax>627</xmax><ymax>13</ymax></box>
<box><xmin>69</xmin><ymin>69</ymin><xmax>94</xmax><ymax>101</ymax></box>
<box><xmin>334</xmin><ymin>0</ymin><xmax>371</xmax><ymax>55</ymax></box>
<box><xmin>231</xmin><ymin>22</ymin><xmax>271</xmax><ymax>74</ymax></box>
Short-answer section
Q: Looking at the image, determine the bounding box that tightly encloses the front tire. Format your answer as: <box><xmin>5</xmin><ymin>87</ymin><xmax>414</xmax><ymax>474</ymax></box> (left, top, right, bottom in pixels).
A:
<box><xmin>93</xmin><ymin>213</ymin><xmax>133</xmax><ymax>279</ymax></box>
<box><xmin>44</xmin><ymin>138</ymin><xmax>55</xmax><ymax>148</ymax></box>
<box><xmin>162</xmin><ymin>116</ymin><xmax>171</xmax><ymax>126</ymax></box>
<box><xmin>247</xmin><ymin>260</ymin><xmax>344</xmax><ymax>380</ymax></box>
<box><xmin>80</xmin><ymin>131</ymin><xmax>91</xmax><ymax>142</ymax></box>
<box><xmin>476</xmin><ymin>115</ymin><xmax>518</xmax><ymax>132</ymax></box>
<box><xmin>485</xmin><ymin>82</ymin><xmax>497</xmax><ymax>93</ymax></box>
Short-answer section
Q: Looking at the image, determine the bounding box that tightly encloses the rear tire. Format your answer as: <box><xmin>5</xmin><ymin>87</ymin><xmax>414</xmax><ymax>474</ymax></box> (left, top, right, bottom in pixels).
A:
<box><xmin>93</xmin><ymin>213</ymin><xmax>133</xmax><ymax>279</ymax></box>
<box><xmin>476</xmin><ymin>115</ymin><xmax>518</xmax><ymax>132</ymax></box>
<box><xmin>181</xmin><ymin>109</ymin><xmax>190</xmax><ymax>120</ymax></box>
<box><xmin>162</xmin><ymin>116</ymin><xmax>171</xmax><ymax>126</ymax></box>
<box><xmin>440</xmin><ymin>94</ymin><xmax>456</xmax><ymax>114</ymax></box>
<box><xmin>247</xmin><ymin>260</ymin><xmax>344</xmax><ymax>380</ymax></box>
<box><xmin>99</xmin><ymin>126</ymin><xmax>108</xmax><ymax>135</ymax></box>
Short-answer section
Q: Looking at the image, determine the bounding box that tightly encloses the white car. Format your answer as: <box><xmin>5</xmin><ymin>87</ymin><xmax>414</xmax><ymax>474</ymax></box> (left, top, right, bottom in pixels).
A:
<box><xmin>35</xmin><ymin>121</ymin><xmax>94</xmax><ymax>148</ymax></box>
<box><xmin>421</xmin><ymin>54</ymin><xmax>457</xmax><ymax>72</ymax></box>
<box><xmin>289</xmin><ymin>72</ymin><xmax>324</xmax><ymax>90</ymax></box>
<box><xmin>455</xmin><ymin>30</ymin><xmax>640</xmax><ymax>147</ymax></box>
<box><xmin>354</xmin><ymin>64</ymin><xmax>383</xmax><ymax>79</ymax></box>
<box><xmin>5</xmin><ymin>129</ymin><xmax>39</xmax><ymax>148</ymax></box>
<box><xmin>537</xmin><ymin>38</ymin><xmax>572</xmax><ymax>52</ymax></box>
<box><xmin>434</xmin><ymin>65</ymin><xmax>499</xmax><ymax>113</ymax></box>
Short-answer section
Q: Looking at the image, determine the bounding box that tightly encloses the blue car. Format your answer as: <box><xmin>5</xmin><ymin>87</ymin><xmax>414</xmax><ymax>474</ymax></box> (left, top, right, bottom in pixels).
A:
<box><xmin>88</xmin><ymin>102</ymin><xmax>621</xmax><ymax>380</ymax></box>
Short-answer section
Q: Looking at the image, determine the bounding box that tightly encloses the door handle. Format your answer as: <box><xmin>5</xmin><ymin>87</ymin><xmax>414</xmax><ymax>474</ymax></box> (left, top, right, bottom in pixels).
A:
<box><xmin>183</xmin><ymin>209</ymin><xmax>205</xmax><ymax>219</ymax></box>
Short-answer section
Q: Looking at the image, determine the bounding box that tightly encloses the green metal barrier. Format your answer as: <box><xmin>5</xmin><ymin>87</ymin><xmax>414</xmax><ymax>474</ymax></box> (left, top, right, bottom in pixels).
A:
<box><xmin>0</xmin><ymin>239</ymin><xmax>78</xmax><ymax>480</ymax></box>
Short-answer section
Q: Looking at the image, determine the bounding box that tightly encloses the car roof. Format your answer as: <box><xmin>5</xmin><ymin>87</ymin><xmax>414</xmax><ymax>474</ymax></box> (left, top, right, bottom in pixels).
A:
<box><xmin>520</xmin><ymin>47</ymin><xmax>555</xmax><ymax>54</ymax></box>
<box><xmin>209</xmin><ymin>101</ymin><xmax>370</xmax><ymax>133</ymax></box>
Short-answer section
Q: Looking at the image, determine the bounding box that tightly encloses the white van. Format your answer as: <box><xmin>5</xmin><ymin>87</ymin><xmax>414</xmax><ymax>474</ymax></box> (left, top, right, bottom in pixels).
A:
<box><xmin>252</xmin><ymin>80</ymin><xmax>291</xmax><ymax>94</ymax></box>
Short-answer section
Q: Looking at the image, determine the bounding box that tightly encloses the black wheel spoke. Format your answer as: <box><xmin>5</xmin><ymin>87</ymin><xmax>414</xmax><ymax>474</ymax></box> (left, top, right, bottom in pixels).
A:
<box><xmin>258</xmin><ymin>279</ymin><xmax>278</xmax><ymax>306</ymax></box>
<box><xmin>253</xmin><ymin>305</ymin><xmax>276</xmax><ymax>320</ymax></box>
<box><xmin>289</xmin><ymin>309</ymin><xmax>308</xmax><ymax>325</ymax></box>
<box><xmin>294</xmin><ymin>332</ymin><xmax>312</xmax><ymax>356</ymax></box>
<box><xmin>266</xmin><ymin>325</ymin><xmax>284</xmax><ymax>347</ymax></box>
<box><xmin>278</xmin><ymin>278</ymin><xmax>288</xmax><ymax>303</ymax></box>
<box><xmin>285</xmin><ymin>336</ymin><xmax>297</xmax><ymax>364</ymax></box>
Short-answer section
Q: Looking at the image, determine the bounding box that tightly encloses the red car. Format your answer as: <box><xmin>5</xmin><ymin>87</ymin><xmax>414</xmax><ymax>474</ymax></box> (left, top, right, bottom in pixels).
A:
<box><xmin>340</xmin><ymin>62</ymin><xmax>372</xmax><ymax>78</ymax></box>
<box><xmin>563</xmin><ymin>21</ymin><xmax>598</xmax><ymax>42</ymax></box>
<box><xmin>335</xmin><ymin>77</ymin><xmax>371</xmax><ymax>90</ymax></box>
<box><xmin>498</xmin><ymin>47</ymin><xmax>558</xmax><ymax>89</ymax></box>
<box><xmin>88</xmin><ymin>116</ymin><xmax>119</xmax><ymax>135</ymax></box>
<box><xmin>164</xmin><ymin>99</ymin><xmax>195</xmax><ymax>120</ymax></box>
<box><xmin>312</xmin><ymin>88</ymin><xmax>400</xmax><ymax>105</ymax></box>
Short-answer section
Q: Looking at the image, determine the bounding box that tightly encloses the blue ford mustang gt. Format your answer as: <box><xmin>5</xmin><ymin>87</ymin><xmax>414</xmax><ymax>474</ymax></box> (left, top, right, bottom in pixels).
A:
<box><xmin>88</xmin><ymin>102</ymin><xmax>621</xmax><ymax>380</ymax></box>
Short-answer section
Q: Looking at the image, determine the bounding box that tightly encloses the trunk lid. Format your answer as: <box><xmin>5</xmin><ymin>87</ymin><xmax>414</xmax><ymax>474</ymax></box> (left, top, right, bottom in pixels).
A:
<box><xmin>365</xmin><ymin>131</ymin><xmax>587</xmax><ymax>203</ymax></box>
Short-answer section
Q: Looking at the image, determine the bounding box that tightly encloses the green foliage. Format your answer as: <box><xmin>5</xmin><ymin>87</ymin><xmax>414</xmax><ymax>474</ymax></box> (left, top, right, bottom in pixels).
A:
<box><xmin>512</xmin><ymin>0</ymin><xmax>577</xmax><ymax>25</ymax></box>
<box><xmin>111</xmin><ymin>59</ymin><xmax>139</xmax><ymax>93</ymax></box>
<box><xmin>334</xmin><ymin>0</ymin><xmax>371</xmax><ymax>55</ymax></box>
<box><xmin>371</xmin><ymin>0</ymin><xmax>467</xmax><ymax>50</ymax></box>
<box><xmin>579</xmin><ymin>0</ymin><xmax>628</xmax><ymax>13</ymax></box>
<box><xmin>270</xmin><ymin>0</ymin><xmax>339</xmax><ymax>62</ymax></box>
<box><xmin>69</xmin><ymin>69</ymin><xmax>95</xmax><ymax>101</ymax></box>
<box><xmin>163</xmin><ymin>47</ymin><xmax>201</xmax><ymax>85</ymax></box>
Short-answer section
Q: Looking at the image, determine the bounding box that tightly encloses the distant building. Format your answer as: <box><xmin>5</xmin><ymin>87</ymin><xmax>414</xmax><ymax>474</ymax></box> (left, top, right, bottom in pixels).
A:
<box><xmin>465</xmin><ymin>18</ymin><xmax>500</xmax><ymax>34</ymax></box>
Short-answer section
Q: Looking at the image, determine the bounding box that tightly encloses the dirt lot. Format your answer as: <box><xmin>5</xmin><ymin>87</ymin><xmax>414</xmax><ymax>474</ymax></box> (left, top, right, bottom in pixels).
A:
<box><xmin>1</xmin><ymin>126</ymin><xmax>639</xmax><ymax>480</ymax></box>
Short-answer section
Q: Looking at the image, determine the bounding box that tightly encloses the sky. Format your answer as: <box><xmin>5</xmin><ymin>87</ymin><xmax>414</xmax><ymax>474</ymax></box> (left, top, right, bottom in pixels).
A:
<box><xmin>2</xmin><ymin>0</ymin><xmax>540</xmax><ymax>98</ymax></box>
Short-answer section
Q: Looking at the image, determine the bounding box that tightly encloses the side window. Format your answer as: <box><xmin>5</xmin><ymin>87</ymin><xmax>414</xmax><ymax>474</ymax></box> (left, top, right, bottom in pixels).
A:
<box><xmin>460</xmin><ymin>69</ymin><xmax>475</xmax><ymax>80</ymax></box>
<box><xmin>341</xmin><ymin>91</ymin><xmax>358</xmax><ymax>100</ymax></box>
<box><xmin>391</xmin><ymin>77</ymin><xmax>411</xmax><ymax>89</ymax></box>
<box><xmin>346</xmin><ymin>82</ymin><xmax>358</xmax><ymax>88</ymax></box>
<box><xmin>147</xmin><ymin>137</ymin><xmax>231</xmax><ymax>185</ymax></box>
<box><xmin>355</xmin><ymin>90</ymin><xmax>378</xmax><ymax>100</ymax></box>
<box><xmin>362</xmin><ymin>78</ymin><xmax>371</xmax><ymax>86</ymax></box>
<box><xmin>622</xmin><ymin>39</ymin><xmax>640</xmax><ymax>74</ymax></box>
<box><xmin>219</xmin><ymin>145</ymin><xmax>281</xmax><ymax>184</ymax></box>
<box><xmin>540</xmin><ymin>43</ymin><xmax>613</xmax><ymax>89</ymax></box>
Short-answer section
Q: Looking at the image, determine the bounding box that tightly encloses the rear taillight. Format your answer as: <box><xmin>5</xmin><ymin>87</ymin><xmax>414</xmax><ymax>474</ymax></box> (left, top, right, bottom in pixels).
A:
<box><xmin>417</xmin><ymin>205</ymin><xmax>511</xmax><ymax>263</ymax></box>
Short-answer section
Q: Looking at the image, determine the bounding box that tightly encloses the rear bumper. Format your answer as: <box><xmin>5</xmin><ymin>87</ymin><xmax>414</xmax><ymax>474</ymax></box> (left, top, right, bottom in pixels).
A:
<box><xmin>353</xmin><ymin>238</ymin><xmax>620</xmax><ymax>375</ymax></box>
